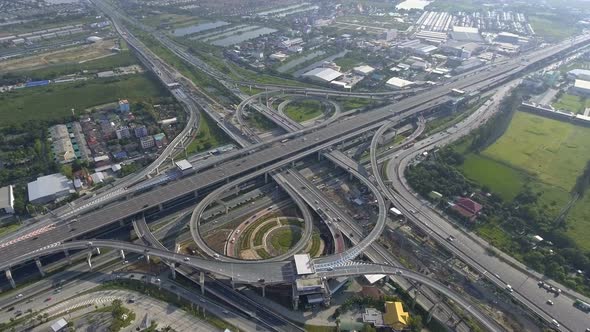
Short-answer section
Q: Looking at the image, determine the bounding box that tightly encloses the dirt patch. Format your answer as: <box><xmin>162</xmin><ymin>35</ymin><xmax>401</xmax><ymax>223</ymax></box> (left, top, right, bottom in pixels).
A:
<box><xmin>0</xmin><ymin>39</ymin><xmax>117</xmax><ymax>72</ymax></box>
<box><xmin>204</xmin><ymin>229</ymin><xmax>231</xmax><ymax>253</ymax></box>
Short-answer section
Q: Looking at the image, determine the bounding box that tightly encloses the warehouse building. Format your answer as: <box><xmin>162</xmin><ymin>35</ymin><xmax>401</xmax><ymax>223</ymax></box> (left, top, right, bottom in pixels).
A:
<box><xmin>567</xmin><ymin>69</ymin><xmax>590</xmax><ymax>81</ymax></box>
<box><xmin>302</xmin><ymin>67</ymin><xmax>343</xmax><ymax>83</ymax></box>
<box><xmin>0</xmin><ymin>185</ymin><xmax>15</xmax><ymax>214</ymax></box>
<box><xmin>572</xmin><ymin>79</ymin><xmax>590</xmax><ymax>96</ymax></box>
<box><xmin>28</xmin><ymin>174</ymin><xmax>74</xmax><ymax>204</ymax></box>
<box><xmin>386</xmin><ymin>77</ymin><xmax>414</xmax><ymax>89</ymax></box>
<box><xmin>450</xmin><ymin>26</ymin><xmax>483</xmax><ymax>43</ymax></box>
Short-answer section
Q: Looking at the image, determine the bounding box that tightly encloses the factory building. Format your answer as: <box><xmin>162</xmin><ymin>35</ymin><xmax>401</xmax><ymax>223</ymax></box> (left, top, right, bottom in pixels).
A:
<box><xmin>450</xmin><ymin>26</ymin><xmax>483</xmax><ymax>43</ymax></box>
<box><xmin>0</xmin><ymin>185</ymin><xmax>15</xmax><ymax>214</ymax></box>
<box><xmin>386</xmin><ymin>77</ymin><xmax>414</xmax><ymax>89</ymax></box>
<box><xmin>572</xmin><ymin>79</ymin><xmax>590</xmax><ymax>96</ymax></box>
<box><xmin>302</xmin><ymin>68</ymin><xmax>343</xmax><ymax>83</ymax></box>
<box><xmin>27</xmin><ymin>174</ymin><xmax>74</xmax><ymax>204</ymax></box>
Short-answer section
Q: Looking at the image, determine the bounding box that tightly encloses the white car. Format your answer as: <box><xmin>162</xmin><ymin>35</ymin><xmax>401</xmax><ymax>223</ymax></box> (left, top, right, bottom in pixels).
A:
<box><xmin>551</xmin><ymin>319</ymin><xmax>559</xmax><ymax>327</ymax></box>
<box><xmin>183</xmin><ymin>257</ymin><xmax>190</xmax><ymax>262</ymax></box>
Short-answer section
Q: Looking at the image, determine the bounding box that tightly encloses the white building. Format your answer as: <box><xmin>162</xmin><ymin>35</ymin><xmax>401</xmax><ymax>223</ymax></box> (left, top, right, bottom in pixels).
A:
<box><xmin>568</xmin><ymin>69</ymin><xmax>590</xmax><ymax>81</ymax></box>
<box><xmin>28</xmin><ymin>174</ymin><xmax>74</xmax><ymax>204</ymax></box>
<box><xmin>0</xmin><ymin>185</ymin><xmax>15</xmax><ymax>214</ymax></box>
<box><xmin>353</xmin><ymin>65</ymin><xmax>375</xmax><ymax>76</ymax></box>
<box><xmin>386</xmin><ymin>77</ymin><xmax>414</xmax><ymax>89</ymax></box>
<box><xmin>302</xmin><ymin>67</ymin><xmax>343</xmax><ymax>83</ymax></box>
<box><xmin>572</xmin><ymin>79</ymin><xmax>590</xmax><ymax>96</ymax></box>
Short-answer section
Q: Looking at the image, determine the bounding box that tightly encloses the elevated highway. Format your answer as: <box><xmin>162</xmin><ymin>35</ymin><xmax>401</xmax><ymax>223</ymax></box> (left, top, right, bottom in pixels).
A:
<box><xmin>0</xmin><ymin>239</ymin><xmax>503</xmax><ymax>332</ymax></box>
<box><xmin>2</xmin><ymin>31</ymin><xmax>589</xmax><ymax>270</ymax></box>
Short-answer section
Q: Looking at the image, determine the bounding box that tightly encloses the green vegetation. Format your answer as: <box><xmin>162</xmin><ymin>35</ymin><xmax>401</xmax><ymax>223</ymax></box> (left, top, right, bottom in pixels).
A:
<box><xmin>253</xmin><ymin>220</ymin><xmax>278</xmax><ymax>246</ymax></box>
<box><xmin>406</xmin><ymin>90</ymin><xmax>590</xmax><ymax>295</ymax></box>
<box><xmin>460</xmin><ymin>154</ymin><xmax>526</xmax><ymax>201</ymax></box>
<box><xmin>338</xmin><ymin>98</ymin><xmax>377</xmax><ymax>111</ymax></box>
<box><xmin>483</xmin><ymin>111</ymin><xmax>590</xmax><ymax>191</ymax></box>
<box><xmin>185</xmin><ymin>112</ymin><xmax>231</xmax><ymax>155</ymax></box>
<box><xmin>0</xmin><ymin>221</ymin><xmax>20</xmax><ymax>237</ymax></box>
<box><xmin>309</xmin><ymin>232</ymin><xmax>322</xmax><ymax>257</ymax></box>
<box><xmin>552</xmin><ymin>93</ymin><xmax>590</xmax><ymax>114</ymax></box>
<box><xmin>246</xmin><ymin>111</ymin><xmax>278</xmax><ymax>131</ymax></box>
<box><xmin>269</xmin><ymin>227</ymin><xmax>301</xmax><ymax>253</ymax></box>
<box><xmin>100</xmin><ymin>279</ymin><xmax>235</xmax><ymax>330</ymax></box>
<box><xmin>284</xmin><ymin>100</ymin><xmax>324</xmax><ymax>122</ymax></box>
<box><xmin>304</xmin><ymin>325</ymin><xmax>337</xmax><ymax>332</ymax></box>
<box><xmin>131</xmin><ymin>29</ymin><xmax>238</xmax><ymax>107</ymax></box>
<box><xmin>0</xmin><ymin>74</ymin><xmax>167</xmax><ymax>126</ymax></box>
<box><xmin>107</xmin><ymin>299</ymin><xmax>136</xmax><ymax>332</ymax></box>
<box><xmin>256</xmin><ymin>248</ymin><xmax>271</xmax><ymax>259</ymax></box>
<box><xmin>334</xmin><ymin>54</ymin><xmax>365</xmax><ymax>72</ymax></box>
<box><xmin>529</xmin><ymin>14</ymin><xmax>579</xmax><ymax>41</ymax></box>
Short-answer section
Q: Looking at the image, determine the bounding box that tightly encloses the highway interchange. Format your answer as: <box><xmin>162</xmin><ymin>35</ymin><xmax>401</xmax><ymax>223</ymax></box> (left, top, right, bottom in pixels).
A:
<box><xmin>2</xmin><ymin>2</ymin><xmax>590</xmax><ymax>330</ymax></box>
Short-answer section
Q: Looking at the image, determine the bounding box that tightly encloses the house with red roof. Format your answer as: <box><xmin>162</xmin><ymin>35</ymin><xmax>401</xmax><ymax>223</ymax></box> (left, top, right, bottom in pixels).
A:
<box><xmin>452</xmin><ymin>197</ymin><xmax>482</xmax><ymax>222</ymax></box>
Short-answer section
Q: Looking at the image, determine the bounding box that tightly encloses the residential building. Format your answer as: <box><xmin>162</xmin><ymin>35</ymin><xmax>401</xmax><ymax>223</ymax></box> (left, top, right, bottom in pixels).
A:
<box><xmin>452</xmin><ymin>197</ymin><xmax>483</xmax><ymax>221</ymax></box>
<box><xmin>153</xmin><ymin>133</ymin><xmax>167</xmax><ymax>148</ymax></box>
<box><xmin>116</xmin><ymin>126</ymin><xmax>131</xmax><ymax>140</ymax></box>
<box><xmin>118</xmin><ymin>99</ymin><xmax>130</xmax><ymax>112</ymax></box>
<box><xmin>383</xmin><ymin>301</ymin><xmax>410</xmax><ymax>330</ymax></box>
<box><xmin>134</xmin><ymin>125</ymin><xmax>148</xmax><ymax>138</ymax></box>
<box><xmin>27</xmin><ymin>174</ymin><xmax>74</xmax><ymax>204</ymax></box>
<box><xmin>0</xmin><ymin>185</ymin><xmax>15</xmax><ymax>214</ymax></box>
<box><xmin>362</xmin><ymin>308</ymin><xmax>384</xmax><ymax>327</ymax></box>
<box><xmin>140</xmin><ymin>136</ymin><xmax>155</xmax><ymax>150</ymax></box>
<box><xmin>49</xmin><ymin>124</ymin><xmax>77</xmax><ymax>164</ymax></box>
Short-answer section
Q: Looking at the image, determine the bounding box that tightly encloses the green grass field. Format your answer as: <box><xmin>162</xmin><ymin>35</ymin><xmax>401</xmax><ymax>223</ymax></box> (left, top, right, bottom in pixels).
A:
<box><xmin>284</xmin><ymin>100</ymin><xmax>324</xmax><ymax>122</ymax></box>
<box><xmin>459</xmin><ymin>111</ymin><xmax>590</xmax><ymax>249</ymax></box>
<box><xmin>269</xmin><ymin>227</ymin><xmax>301</xmax><ymax>253</ymax></box>
<box><xmin>552</xmin><ymin>93</ymin><xmax>590</xmax><ymax>114</ymax></box>
<box><xmin>482</xmin><ymin>111</ymin><xmax>590</xmax><ymax>191</ymax></box>
<box><xmin>460</xmin><ymin>154</ymin><xmax>526</xmax><ymax>201</ymax></box>
<box><xmin>528</xmin><ymin>15</ymin><xmax>578</xmax><ymax>41</ymax></box>
<box><xmin>309</xmin><ymin>232</ymin><xmax>322</xmax><ymax>257</ymax></box>
<box><xmin>185</xmin><ymin>112</ymin><xmax>231</xmax><ymax>155</ymax></box>
<box><xmin>0</xmin><ymin>74</ymin><xmax>167</xmax><ymax>127</ymax></box>
<box><xmin>566</xmin><ymin>193</ymin><xmax>590</xmax><ymax>250</ymax></box>
<box><xmin>253</xmin><ymin>220</ymin><xmax>278</xmax><ymax>246</ymax></box>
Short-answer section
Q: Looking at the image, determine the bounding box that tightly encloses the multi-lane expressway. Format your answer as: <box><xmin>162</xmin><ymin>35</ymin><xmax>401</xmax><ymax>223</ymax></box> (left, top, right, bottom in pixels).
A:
<box><xmin>382</xmin><ymin>81</ymin><xmax>590</xmax><ymax>331</ymax></box>
<box><xmin>1</xmin><ymin>9</ymin><xmax>590</xmax><ymax>331</ymax></box>
<box><xmin>1</xmin><ymin>26</ymin><xmax>589</xmax><ymax>285</ymax></box>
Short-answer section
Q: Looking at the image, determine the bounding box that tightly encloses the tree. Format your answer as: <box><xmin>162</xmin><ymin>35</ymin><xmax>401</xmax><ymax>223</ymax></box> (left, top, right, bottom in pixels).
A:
<box><xmin>361</xmin><ymin>324</ymin><xmax>376</xmax><ymax>332</ymax></box>
<box><xmin>408</xmin><ymin>315</ymin><xmax>423</xmax><ymax>332</ymax></box>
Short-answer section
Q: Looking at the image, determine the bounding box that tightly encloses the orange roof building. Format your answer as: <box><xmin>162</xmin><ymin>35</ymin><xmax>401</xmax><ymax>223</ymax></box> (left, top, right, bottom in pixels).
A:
<box><xmin>384</xmin><ymin>301</ymin><xmax>410</xmax><ymax>330</ymax></box>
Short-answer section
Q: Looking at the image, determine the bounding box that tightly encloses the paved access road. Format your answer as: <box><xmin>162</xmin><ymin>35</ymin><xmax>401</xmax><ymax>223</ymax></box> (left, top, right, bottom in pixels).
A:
<box><xmin>385</xmin><ymin>81</ymin><xmax>590</xmax><ymax>331</ymax></box>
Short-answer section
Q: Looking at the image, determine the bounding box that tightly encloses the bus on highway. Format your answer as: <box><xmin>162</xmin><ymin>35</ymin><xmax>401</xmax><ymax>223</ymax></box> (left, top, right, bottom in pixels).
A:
<box><xmin>574</xmin><ymin>299</ymin><xmax>590</xmax><ymax>313</ymax></box>
<box><xmin>451</xmin><ymin>88</ymin><xmax>466</xmax><ymax>96</ymax></box>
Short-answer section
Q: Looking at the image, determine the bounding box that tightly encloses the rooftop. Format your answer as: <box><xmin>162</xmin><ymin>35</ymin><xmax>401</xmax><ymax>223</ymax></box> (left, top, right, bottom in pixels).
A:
<box><xmin>302</xmin><ymin>67</ymin><xmax>343</xmax><ymax>82</ymax></box>
<box><xmin>384</xmin><ymin>301</ymin><xmax>409</xmax><ymax>329</ymax></box>
<box><xmin>574</xmin><ymin>79</ymin><xmax>590</xmax><ymax>90</ymax></box>
<box><xmin>27</xmin><ymin>173</ymin><xmax>73</xmax><ymax>203</ymax></box>
<box><xmin>175</xmin><ymin>159</ymin><xmax>193</xmax><ymax>171</ymax></box>
<box><xmin>386</xmin><ymin>77</ymin><xmax>414</xmax><ymax>89</ymax></box>
<box><xmin>0</xmin><ymin>185</ymin><xmax>14</xmax><ymax>212</ymax></box>
<box><xmin>294</xmin><ymin>254</ymin><xmax>314</xmax><ymax>275</ymax></box>
<box><xmin>353</xmin><ymin>65</ymin><xmax>375</xmax><ymax>75</ymax></box>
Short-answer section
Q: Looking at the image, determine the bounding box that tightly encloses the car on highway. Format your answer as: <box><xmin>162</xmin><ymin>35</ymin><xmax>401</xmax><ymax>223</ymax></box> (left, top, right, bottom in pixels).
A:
<box><xmin>45</xmin><ymin>297</ymin><xmax>52</xmax><ymax>302</ymax></box>
<box><xmin>546</xmin><ymin>300</ymin><xmax>553</xmax><ymax>305</ymax></box>
<box><xmin>15</xmin><ymin>293</ymin><xmax>23</xmax><ymax>299</ymax></box>
<box><xmin>551</xmin><ymin>319</ymin><xmax>560</xmax><ymax>327</ymax></box>
<box><xmin>183</xmin><ymin>257</ymin><xmax>190</xmax><ymax>261</ymax></box>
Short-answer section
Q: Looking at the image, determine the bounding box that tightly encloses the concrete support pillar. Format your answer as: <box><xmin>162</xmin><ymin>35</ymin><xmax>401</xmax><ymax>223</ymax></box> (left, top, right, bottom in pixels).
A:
<box><xmin>158</xmin><ymin>203</ymin><xmax>164</xmax><ymax>211</ymax></box>
<box><xmin>145</xmin><ymin>254</ymin><xmax>150</xmax><ymax>264</ymax></box>
<box><xmin>264</xmin><ymin>172</ymin><xmax>268</xmax><ymax>184</ymax></box>
<box><xmin>225</xmin><ymin>206</ymin><xmax>229</xmax><ymax>215</ymax></box>
<box><xmin>194</xmin><ymin>190</ymin><xmax>199</xmax><ymax>198</ymax></box>
<box><xmin>291</xmin><ymin>161</ymin><xmax>295</xmax><ymax>167</ymax></box>
<box><xmin>95</xmin><ymin>247</ymin><xmax>101</xmax><ymax>255</ymax></box>
<box><xmin>231</xmin><ymin>278</ymin><xmax>235</xmax><ymax>290</ymax></box>
<box><xmin>199</xmin><ymin>271</ymin><xmax>205</xmax><ymax>295</ymax></box>
<box><xmin>5</xmin><ymin>269</ymin><xmax>16</xmax><ymax>289</ymax></box>
<box><xmin>119</xmin><ymin>220</ymin><xmax>125</xmax><ymax>227</ymax></box>
<box><xmin>35</xmin><ymin>258</ymin><xmax>45</xmax><ymax>277</ymax></box>
<box><xmin>261</xmin><ymin>284</ymin><xmax>266</xmax><ymax>298</ymax></box>
<box><xmin>64</xmin><ymin>249</ymin><xmax>72</xmax><ymax>265</ymax></box>
<box><xmin>87</xmin><ymin>252</ymin><xmax>93</xmax><ymax>270</ymax></box>
<box><xmin>169</xmin><ymin>263</ymin><xmax>176</xmax><ymax>279</ymax></box>
<box><xmin>427</xmin><ymin>303</ymin><xmax>439</xmax><ymax>324</ymax></box>
<box><xmin>317</xmin><ymin>151</ymin><xmax>322</xmax><ymax>161</ymax></box>
<box><xmin>119</xmin><ymin>250</ymin><xmax>126</xmax><ymax>261</ymax></box>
